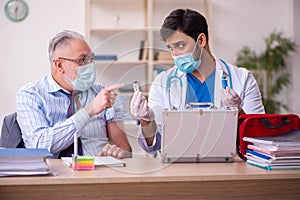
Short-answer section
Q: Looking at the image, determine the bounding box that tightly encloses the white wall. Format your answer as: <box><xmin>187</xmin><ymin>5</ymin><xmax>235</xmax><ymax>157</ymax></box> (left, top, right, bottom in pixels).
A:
<box><xmin>0</xmin><ymin>0</ymin><xmax>299</xmax><ymax>128</ymax></box>
<box><xmin>210</xmin><ymin>0</ymin><xmax>294</xmax><ymax>61</ymax></box>
<box><xmin>292</xmin><ymin>0</ymin><xmax>300</xmax><ymax>115</ymax></box>
<box><xmin>0</xmin><ymin>0</ymin><xmax>85</xmax><ymax>126</ymax></box>
<box><xmin>210</xmin><ymin>0</ymin><xmax>299</xmax><ymax>114</ymax></box>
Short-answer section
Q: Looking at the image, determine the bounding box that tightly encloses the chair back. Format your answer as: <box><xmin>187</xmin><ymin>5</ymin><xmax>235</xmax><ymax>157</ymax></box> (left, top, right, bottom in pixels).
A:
<box><xmin>0</xmin><ymin>112</ymin><xmax>25</xmax><ymax>148</ymax></box>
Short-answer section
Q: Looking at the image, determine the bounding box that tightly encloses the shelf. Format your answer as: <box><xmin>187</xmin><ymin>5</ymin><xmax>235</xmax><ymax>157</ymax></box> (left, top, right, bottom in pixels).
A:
<box><xmin>90</xmin><ymin>28</ymin><xmax>147</xmax><ymax>33</ymax></box>
<box><xmin>153</xmin><ymin>60</ymin><xmax>173</xmax><ymax>65</ymax></box>
<box><xmin>95</xmin><ymin>60</ymin><xmax>148</xmax><ymax>65</ymax></box>
<box><xmin>88</xmin><ymin>0</ymin><xmax>146</xmax><ymax>30</ymax></box>
<box><xmin>116</xmin><ymin>91</ymin><xmax>149</xmax><ymax>97</ymax></box>
<box><xmin>86</xmin><ymin>0</ymin><xmax>209</xmax><ymax>86</ymax></box>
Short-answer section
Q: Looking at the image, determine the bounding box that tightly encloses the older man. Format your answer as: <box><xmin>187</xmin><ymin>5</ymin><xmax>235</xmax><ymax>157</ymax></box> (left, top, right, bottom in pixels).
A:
<box><xmin>16</xmin><ymin>30</ymin><xmax>132</xmax><ymax>158</ymax></box>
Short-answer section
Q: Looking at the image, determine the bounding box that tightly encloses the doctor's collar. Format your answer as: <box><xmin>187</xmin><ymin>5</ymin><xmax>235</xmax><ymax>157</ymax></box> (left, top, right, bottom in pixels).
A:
<box><xmin>215</xmin><ymin>57</ymin><xmax>229</xmax><ymax>76</ymax></box>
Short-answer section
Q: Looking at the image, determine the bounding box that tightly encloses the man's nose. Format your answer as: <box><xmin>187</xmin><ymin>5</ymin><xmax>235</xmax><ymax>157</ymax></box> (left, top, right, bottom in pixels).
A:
<box><xmin>171</xmin><ymin>49</ymin><xmax>180</xmax><ymax>57</ymax></box>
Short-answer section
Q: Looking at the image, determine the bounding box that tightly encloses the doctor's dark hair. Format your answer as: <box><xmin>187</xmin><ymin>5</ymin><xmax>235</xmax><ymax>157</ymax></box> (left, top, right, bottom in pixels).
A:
<box><xmin>160</xmin><ymin>9</ymin><xmax>209</xmax><ymax>42</ymax></box>
<box><xmin>48</xmin><ymin>30</ymin><xmax>85</xmax><ymax>62</ymax></box>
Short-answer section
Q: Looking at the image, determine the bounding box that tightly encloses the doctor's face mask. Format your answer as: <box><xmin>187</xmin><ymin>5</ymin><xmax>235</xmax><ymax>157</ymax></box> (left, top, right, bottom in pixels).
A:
<box><xmin>172</xmin><ymin>40</ymin><xmax>203</xmax><ymax>74</ymax></box>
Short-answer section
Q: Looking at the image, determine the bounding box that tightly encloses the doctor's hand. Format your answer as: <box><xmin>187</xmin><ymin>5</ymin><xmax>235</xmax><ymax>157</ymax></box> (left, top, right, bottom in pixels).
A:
<box><xmin>223</xmin><ymin>87</ymin><xmax>242</xmax><ymax>108</ymax></box>
<box><xmin>130</xmin><ymin>91</ymin><xmax>154</xmax><ymax>121</ymax></box>
<box><xmin>99</xmin><ymin>144</ymin><xmax>132</xmax><ymax>159</ymax></box>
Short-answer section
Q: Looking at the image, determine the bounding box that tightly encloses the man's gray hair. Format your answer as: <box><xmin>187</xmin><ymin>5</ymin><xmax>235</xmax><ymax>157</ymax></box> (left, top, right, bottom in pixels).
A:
<box><xmin>48</xmin><ymin>30</ymin><xmax>85</xmax><ymax>62</ymax></box>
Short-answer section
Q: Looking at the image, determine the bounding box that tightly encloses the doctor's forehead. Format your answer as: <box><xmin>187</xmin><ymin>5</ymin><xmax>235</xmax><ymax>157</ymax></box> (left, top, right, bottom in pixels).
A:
<box><xmin>165</xmin><ymin>31</ymin><xmax>194</xmax><ymax>45</ymax></box>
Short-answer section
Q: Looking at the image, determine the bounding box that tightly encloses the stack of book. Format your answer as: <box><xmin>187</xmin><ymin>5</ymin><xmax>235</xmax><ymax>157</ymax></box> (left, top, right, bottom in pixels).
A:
<box><xmin>243</xmin><ymin>130</ymin><xmax>300</xmax><ymax>170</ymax></box>
<box><xmin>138</xmin><ymin>40</ymin><xmax>148</xmax><ymax>61</ymax></box>
<box><xmin>0</xmin><ymin>148</ymin><xmax>53</xmax><ymax>176</ymax></box>
<box><xmin>94</xmin><ymin>55</ymin><xmax>118</xmax><ymax>61</ymax></box>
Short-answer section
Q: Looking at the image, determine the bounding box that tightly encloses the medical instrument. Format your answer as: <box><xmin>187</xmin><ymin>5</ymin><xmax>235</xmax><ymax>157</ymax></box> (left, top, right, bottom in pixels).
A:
<box><xmin>220</xmin><ymin>59</ymin><xmax>233</xmax><ymax>89</ymax></box>
<box><xmin>132</xmin><ymin>81</ymin><xmax>140</xmax><ymax>92</ymax></box>
<box><xmin>166</xmin><ymin>68</ymin><xmax>183</xmax><ymax>110</ymax></box>
<box><xmin>167</xmin><ymin>59</ymin><xmax>232</xmax><ymax>110</ymax></box>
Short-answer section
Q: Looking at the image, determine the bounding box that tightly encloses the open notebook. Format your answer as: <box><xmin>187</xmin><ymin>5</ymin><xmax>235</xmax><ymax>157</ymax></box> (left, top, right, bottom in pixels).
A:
<box><xmin>61</xmin><ymin>156</ymin><xmax>126</xmax><ymax>167</ymax></box>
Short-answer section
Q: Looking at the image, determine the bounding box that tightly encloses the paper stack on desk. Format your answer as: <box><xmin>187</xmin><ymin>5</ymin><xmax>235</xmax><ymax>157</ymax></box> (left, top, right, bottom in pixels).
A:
<box><xmin>61</xmin><ymin>156</ymin><xmax>126</xmax><ymax>168</ymax></box>
<box><xmin>0</xmin><ymin>148</ymin><xmax>53</xmax><ymax>176</ymax></box>
<box><xmin>243</xmin><ymin>130</ymin><xmax>300</xmax><ymax>170</ymax></box>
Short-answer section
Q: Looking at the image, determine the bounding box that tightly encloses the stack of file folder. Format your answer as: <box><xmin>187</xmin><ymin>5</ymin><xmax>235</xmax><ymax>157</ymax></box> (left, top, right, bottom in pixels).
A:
<box><xmin>0</xmin><ymin>148</ymin><xmax>53</xmax><ymax>176</ymax></box>
<box><xmin>243</xmin><ymin>130</ymin><xmax>300</xmax><ymax>170</ymax></box>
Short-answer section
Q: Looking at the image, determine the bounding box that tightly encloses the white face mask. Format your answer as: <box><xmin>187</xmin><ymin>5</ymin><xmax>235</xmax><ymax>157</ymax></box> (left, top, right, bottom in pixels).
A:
<box><xmin>65</xmin><ymin>62</ymin><xmax>96</xmax><ymax>92</ymax></box>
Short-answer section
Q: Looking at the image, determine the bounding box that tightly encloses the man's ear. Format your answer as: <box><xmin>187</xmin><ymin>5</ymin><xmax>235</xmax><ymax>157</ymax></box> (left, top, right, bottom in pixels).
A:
<box><xmin>53</xmin><ymin>59</ymin><xmax>64</xmax><ymax>73</ymax></box>
<box><xmin>193</xmin><ymin>33</ymin><xmax>207</xmax><ymax>61</ymax></box>
<box><xmin>197</xmin><ymin>33</ymin><xmax>207</xmax><ymax>47</ymax></box>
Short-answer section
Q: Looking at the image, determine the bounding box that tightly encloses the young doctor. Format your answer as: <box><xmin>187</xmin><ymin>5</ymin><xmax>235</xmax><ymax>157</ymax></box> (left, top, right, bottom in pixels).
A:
<box><xmin>130</xmin><ymin>9</ymin><xmax>265</xmax><ymax>153</ymax></box>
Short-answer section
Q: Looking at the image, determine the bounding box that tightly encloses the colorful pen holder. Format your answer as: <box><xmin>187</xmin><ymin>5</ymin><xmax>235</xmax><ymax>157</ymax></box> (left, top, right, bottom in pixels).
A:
<box><xmin>72</xmin><ymin>155</ymin><xmax>95</xmax><ymax>170</ymax></box>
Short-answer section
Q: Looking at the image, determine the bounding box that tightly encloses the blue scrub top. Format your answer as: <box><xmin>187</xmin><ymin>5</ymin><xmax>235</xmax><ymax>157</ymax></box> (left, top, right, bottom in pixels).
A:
<box><xmin>185</xmin><ymin>70</ymin><xmax>215</xmax><ymax>104</ymax></box>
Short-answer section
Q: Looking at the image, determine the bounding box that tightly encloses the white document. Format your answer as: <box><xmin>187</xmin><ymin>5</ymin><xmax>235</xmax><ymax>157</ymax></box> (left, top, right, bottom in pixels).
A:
<box><xmin>243</xmin><ymin>130</ymin><xmax>300</xmax><ymax>149</ymax></box>
<box><xmin>61</xmin><ymin>156</ymin><xmax>126</xmax><ymax>167</ymax></box>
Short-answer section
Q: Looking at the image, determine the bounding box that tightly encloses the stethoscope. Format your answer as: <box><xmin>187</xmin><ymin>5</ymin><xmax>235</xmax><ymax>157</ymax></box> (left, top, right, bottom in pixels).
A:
<box><xmin>220</xmin><ymin>59</ymin><xmax>233</xmax><ymax>89</ymax></box>
<box><xmin>166</xmin><ymin>59</ymin><xmax>233</xmax><ymax>110</ymax></box>
<box><xmin>167</xmin><ymin>67</ymin><xmax>182</xmax><ymax>110</ymax></box>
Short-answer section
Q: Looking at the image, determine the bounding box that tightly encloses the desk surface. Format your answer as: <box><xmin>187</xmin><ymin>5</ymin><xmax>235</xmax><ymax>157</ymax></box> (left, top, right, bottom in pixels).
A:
<box><xmin>1</xmin><ymin>158</ymin><xmax>300</xmax><ymax>199</ymax></box>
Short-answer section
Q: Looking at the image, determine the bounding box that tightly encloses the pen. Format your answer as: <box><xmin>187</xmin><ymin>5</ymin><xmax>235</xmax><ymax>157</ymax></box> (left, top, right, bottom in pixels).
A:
<box><xmin>74</xmin><ymin>131</ymin><xmax>78</xmax><ymax>156</ymax></box>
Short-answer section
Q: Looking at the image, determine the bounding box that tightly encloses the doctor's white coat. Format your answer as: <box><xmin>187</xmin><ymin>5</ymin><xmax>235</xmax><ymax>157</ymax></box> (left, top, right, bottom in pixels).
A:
<box><xmin>138</xmin><ymin>57</ymin><xmax>265</xmax><ymax>153</ymax></box>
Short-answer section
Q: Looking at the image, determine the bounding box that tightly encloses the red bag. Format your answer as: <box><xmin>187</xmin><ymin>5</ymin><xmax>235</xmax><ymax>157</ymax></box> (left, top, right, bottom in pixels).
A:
<box><xmin>237</xmin><ymin>114</ymin><xmax>300</xmax><ymax>160</ymax></box>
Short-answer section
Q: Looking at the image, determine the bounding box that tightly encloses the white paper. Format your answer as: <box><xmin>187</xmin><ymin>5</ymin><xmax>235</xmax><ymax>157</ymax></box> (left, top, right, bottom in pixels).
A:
<box><xmin>61</xmin><ymin>156</ymin><xmax>126</xmax><ymax>168</ymax></box>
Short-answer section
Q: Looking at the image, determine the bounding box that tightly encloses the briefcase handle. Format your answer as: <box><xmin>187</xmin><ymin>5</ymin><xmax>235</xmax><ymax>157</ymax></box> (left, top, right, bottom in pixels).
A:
<box><xmin>259</xmin><ymin>118</ymin><xmax>291</xmax><ymax>129</ymax></box>
<box><xmin>185</xmin><ymin>102</ymin><xmax>214</xmax><ymax>109</ymax></box>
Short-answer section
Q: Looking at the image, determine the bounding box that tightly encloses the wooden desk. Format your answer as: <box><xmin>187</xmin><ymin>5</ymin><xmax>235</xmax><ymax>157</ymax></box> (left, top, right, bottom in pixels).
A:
<box><xmin>1</xmin><ymin>158</ymin><xmax>300</xmax><ymax>200</ymax></box>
